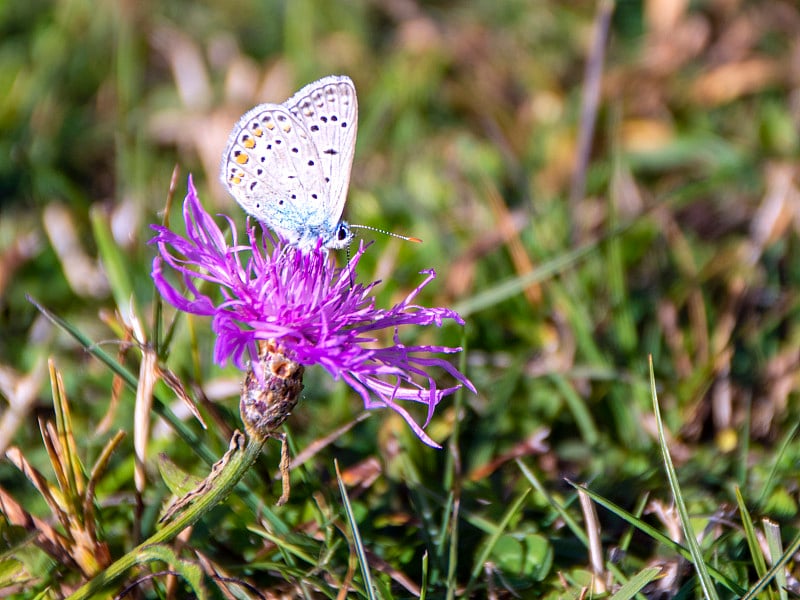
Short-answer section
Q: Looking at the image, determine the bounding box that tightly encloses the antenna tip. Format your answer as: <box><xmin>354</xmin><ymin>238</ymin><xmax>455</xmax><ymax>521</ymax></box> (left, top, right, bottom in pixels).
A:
<box><xmin>408</xmin><ymin>236</ymin><xmax>423</xmax><ymax>243</ymax></box>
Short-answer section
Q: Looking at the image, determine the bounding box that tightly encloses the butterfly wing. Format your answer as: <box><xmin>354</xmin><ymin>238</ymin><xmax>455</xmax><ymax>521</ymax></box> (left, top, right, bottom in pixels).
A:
<box><xmin>283</xmin><ymin>75</ymin><xmax>358</xmax><ymax>228</ymax></box>
<box><xmin>220</xmin><ymin>102</ymin><xmax>328</xmax><ymax>245</ymax></box>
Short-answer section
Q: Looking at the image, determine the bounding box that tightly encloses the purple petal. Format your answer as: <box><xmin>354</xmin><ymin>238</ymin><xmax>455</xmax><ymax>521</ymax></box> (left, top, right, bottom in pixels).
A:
<box><xmin>150</xmin><ymin>175</ymin><xmax>475</xmax><ymax>445</ymax></box>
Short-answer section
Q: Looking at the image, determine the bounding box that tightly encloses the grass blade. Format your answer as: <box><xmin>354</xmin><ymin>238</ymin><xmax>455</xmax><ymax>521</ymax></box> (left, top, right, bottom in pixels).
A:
<box><xmin>335</xmin><ymin>459</ymin><xmax>377</xmax><ymax>600</ymax></box>
<box><xmin>466</xmin><ymin>488</ymin><xmax>532</xmax><ymax>594</ymax></box>
<box><xmin>608</xmin><ymin>566</ymin><xmax>662</xmax><ymax>600</ymax></box>
<box><xmin>649</xmin><ymin>355</ymin><xmax>719</xmax><ymax>600</ymax></box>
<box><xmin>573</xmin><ymin>483</ymin><xmax>744</xmax><ymax>595</ymax></box>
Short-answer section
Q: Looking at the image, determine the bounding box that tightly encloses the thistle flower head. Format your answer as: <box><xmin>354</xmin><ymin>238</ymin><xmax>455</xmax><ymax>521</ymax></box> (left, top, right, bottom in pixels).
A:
<box><xmin>150</xmin><ymin>176</ymin><xmax>474</xmax><ymax>447</ymax></box>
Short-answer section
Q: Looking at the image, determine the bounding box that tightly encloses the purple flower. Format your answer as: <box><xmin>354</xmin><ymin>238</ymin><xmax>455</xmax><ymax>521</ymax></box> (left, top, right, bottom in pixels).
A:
<box><xmin>150</xmin><ymin>176</ymin><xmax>474</xmax><ymax>447</ymax></box>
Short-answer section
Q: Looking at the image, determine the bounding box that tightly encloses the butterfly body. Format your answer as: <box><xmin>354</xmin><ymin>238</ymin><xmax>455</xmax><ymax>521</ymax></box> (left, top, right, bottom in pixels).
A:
<box><xmin>220</xmin><ymin>75</ymin><xmax>358</xmax><ymax>250</ymax></box>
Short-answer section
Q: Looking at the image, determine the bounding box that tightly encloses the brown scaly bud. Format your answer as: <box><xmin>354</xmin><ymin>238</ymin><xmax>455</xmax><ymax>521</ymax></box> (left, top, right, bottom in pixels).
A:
<box><xmin>240</xmin><ymin>340</ymin><xmax>305</xmax><ymax>442</ymax></box>
<box><xmin>240</xmin><ymin>340</ymin><xmax>304</xmax><ymax>505</ymax></box>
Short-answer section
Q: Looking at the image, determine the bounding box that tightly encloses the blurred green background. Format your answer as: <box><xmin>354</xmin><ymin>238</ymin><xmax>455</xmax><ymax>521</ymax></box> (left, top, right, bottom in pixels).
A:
<box><xmin>2</xmin><ymin>0</ymin><xmax>800</xmax><ymax>597</ymax></box>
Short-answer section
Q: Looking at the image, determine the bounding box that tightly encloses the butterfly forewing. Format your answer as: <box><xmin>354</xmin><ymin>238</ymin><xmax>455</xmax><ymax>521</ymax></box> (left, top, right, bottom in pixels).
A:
<box><xmin>284</xmin><ymin>75</ymin><xmax>358</xmax><ymax>226</ymax></box>
<box><xmin>220</xmin><ymin>75</ymin><xmax>358</xmax><ymax>248</ymax></box>
<box><xmin>222</xmin><ymin>103</ymin><xmax>328</xmax><ymax>241</ymax></box>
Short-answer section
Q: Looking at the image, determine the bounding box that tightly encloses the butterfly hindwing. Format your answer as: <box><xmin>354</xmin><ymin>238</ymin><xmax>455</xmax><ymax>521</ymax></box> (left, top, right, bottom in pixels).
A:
<box><xmin>221</xmin><ymin>75</ymin><xmax>358</xmax><ymax>248</ymax></box>
<box><xmin>284</xmin><ymin>75</ymin><xmax>358</xmax><ymax>227</ymax></box>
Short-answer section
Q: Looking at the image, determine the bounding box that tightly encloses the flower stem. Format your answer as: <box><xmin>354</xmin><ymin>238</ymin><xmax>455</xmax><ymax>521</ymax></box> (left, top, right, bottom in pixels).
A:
<box><xmin>66</xmin><ymin>432</ymin><xmax>265</xmax><ymax>600</ymax></box>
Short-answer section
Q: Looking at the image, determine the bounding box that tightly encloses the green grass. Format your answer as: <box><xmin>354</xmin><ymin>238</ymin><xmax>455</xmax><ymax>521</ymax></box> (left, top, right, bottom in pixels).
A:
<box><xmin>2</xmin><ymin>0</ymin><xmax>800</xmax><ymax>597</ymax></box>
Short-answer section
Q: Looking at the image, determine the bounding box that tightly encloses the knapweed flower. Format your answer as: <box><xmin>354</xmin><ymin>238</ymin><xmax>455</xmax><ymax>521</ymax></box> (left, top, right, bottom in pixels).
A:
<box><xmin>150</xmin><ymin>176</ymin><xmax>474</xmax><ymax>447</ymax></box>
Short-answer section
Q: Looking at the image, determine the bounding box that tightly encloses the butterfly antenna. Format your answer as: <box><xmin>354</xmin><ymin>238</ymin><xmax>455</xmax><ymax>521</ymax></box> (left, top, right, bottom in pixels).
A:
<box><xmin>349</xmin><ymin>224</ymin><xmax>422</xmax><ymax>244</ymax></box>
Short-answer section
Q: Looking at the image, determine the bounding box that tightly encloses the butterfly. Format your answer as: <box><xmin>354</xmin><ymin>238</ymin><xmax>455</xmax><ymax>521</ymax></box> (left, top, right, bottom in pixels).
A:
<box><xmin>220</xmin><ymin>75</ymin><xmax>358</xmax><ymax>250</ymax></box>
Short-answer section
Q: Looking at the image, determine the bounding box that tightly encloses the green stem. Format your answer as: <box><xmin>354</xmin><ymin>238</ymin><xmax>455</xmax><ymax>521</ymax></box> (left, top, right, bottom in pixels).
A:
<box><xmin>67</xmin><ymin>432</ymin><xmax>265</xmax><ymax>600</ymax></box>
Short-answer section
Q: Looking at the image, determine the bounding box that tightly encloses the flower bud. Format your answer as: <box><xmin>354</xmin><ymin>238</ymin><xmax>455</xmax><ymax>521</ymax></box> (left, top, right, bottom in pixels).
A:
<box><xmin>240</xmin><ymin>340</ymin><xmax>304</xmax><ymax>442</ymax></box>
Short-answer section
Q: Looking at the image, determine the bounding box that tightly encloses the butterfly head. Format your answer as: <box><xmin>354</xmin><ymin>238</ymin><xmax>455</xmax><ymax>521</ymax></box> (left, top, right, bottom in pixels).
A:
<box><xmin>325</xmin><ymin>220</ymin><xmax>354</xmax><ymax>250</ymax></box>
<box><xmin>282</xmin><ymin>219</ymin><xmax>353</xmax><ymax>251</ymax></box>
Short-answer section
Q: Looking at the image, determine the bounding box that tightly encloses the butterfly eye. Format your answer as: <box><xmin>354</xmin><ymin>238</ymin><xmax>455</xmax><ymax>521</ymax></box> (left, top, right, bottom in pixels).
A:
<box><xmin>337</xmin><ymin>223</ymin><xmax>350</xmax><ymax>241</ymax></box>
